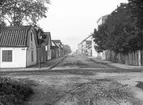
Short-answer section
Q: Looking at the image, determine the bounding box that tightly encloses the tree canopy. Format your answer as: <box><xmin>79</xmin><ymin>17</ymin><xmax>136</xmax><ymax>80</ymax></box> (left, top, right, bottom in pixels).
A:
<box><xmin>0</xmin><ymin>0</ymin><xmax>4</xmax><ymax>5</ymax></box>
<box><xmin>93</xmin><ymin>2</ymin><xmax>143</xmax><ymax>54</ymax></box>
<box><xmin>0</xmin><ymin>0</ymin><xmax>49</xmax><ymax>26</ymax></box>
<box><xmin>128</xmin><ymin>0</ymin><xmax>143</xmax><ymax>29</ymax></box>
<box><xmin>34</xmin><ymin>25</ymin><xmax>47</xmax><ymax>44</ymax></box>
<box><xmin>63</xmin><ymin>45</ymin><xmax>72</xmax><ymax>54</ymax></box>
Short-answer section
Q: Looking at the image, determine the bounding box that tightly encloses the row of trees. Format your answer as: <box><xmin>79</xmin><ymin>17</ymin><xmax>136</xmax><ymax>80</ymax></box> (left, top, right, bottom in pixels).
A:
<box><xmin>0</xmin><ymin>0</ymin><xmax>49</xmax><ymax>26</ymax></box>
<box><xmin>93</xmin><ymin>0</ymin><xmax>143</xmax><ymax>54</ymax></box>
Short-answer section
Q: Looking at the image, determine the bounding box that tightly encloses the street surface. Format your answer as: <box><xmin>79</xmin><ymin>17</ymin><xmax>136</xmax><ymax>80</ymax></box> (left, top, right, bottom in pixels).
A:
<box><xmin>2</xmin><ymin>55</ymin><xmax>143</xmax><ymax>105</ymax></box>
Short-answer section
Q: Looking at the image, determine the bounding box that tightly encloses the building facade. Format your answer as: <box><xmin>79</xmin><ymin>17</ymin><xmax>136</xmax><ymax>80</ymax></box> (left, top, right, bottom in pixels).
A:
<box><xmin>0</xmin><ymin>26</ymin><xmax>38</xmax><ymax>68</ymax></box>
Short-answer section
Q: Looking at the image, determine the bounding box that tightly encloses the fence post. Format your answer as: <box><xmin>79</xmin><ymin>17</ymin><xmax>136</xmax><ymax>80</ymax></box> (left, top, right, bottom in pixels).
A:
<box><xmin>138</xmin><ymin>50</ymin><xmax>141</xmax><ymax>66</ymax></box>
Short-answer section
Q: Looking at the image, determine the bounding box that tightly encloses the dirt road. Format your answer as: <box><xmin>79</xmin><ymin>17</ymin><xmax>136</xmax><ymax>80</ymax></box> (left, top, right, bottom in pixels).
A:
<box><xmin>4</xmin><ymin>55</ymin><xmax>143</xmax><ymax>105</ymax></box>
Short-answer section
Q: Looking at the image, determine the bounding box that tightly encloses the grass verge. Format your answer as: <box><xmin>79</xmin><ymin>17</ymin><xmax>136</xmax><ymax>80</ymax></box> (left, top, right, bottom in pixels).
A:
<box><xmin>0</xmin><ymin>77</ymin><xmax>34</xmax><ymax>105</ymax></box>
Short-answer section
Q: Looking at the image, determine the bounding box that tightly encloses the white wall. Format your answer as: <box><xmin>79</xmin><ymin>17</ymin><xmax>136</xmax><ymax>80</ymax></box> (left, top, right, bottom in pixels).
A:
<box><xmin>47</xmin><ymin>45</ymin><xmax>51</xmax><ymax>60</ymax></box>
<box><xmin>0</xmin><ymin>47</ymin><xmax>27</xmax><ymax>68</ymax></box>
<box><xmin>26</xmin><ymin>48</ymin><xmax>37</xmax><ymax>67</ymax></box>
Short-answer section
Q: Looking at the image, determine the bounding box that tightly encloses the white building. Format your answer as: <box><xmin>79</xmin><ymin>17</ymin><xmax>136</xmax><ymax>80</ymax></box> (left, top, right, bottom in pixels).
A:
<box><xmin>97</xmin><ymin>15</ymin><xmax>108</xmax><ymax>26</ymax></box>
<box><xmin>0</xmin><ymin>26</ymin><xmax>39</xmax><ymax>68</ymax></box>
<box><xmin>78</xmin><ymin>35</ymin><xmax>99</xmax><ymax>57</ymax></box>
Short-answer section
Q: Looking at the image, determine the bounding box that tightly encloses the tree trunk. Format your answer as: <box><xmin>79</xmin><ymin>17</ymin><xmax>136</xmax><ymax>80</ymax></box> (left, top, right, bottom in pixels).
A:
<box><xmin>113</xmin><ymin>52</ymin><xmax>117</xmax><ymax>62</ymax></box>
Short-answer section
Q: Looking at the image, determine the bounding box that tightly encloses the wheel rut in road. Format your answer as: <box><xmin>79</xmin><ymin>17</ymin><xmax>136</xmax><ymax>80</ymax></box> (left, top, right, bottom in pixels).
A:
<box><xmin>55</xmin><ymin>79</ymin><xmax>141</xmax><ymax>105</ymax></box>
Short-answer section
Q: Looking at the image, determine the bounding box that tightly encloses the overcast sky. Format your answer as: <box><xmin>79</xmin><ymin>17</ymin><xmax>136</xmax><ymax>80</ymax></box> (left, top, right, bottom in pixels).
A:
<box><xmin>38</xmin><ymin>0</ymin><xmax>127</xmax><ymax>52</ymax></box>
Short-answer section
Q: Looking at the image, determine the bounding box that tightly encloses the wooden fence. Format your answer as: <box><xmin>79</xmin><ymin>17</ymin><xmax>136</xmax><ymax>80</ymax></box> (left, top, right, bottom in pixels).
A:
<box><xmin>104</xmin><ymin>50</ymin><xmax>143</xmax><ymax>66</ymax></box>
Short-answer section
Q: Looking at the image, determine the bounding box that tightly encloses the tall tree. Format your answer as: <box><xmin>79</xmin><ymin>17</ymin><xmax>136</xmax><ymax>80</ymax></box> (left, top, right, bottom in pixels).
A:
<box><xmin>128</xmin><ymin>0</ymin><xmax>143</xmax><ymax>29</ymax></box>
<box><xmin>0</xmin><ymin>0</ymin><xmax>5</xmax><ymax>25</ymax></box>
<box><xmin>0</xmin><ymin>0</ymin><xmax>49</xmax><ymax>26</ymax></box>
<box><xmin>93</xmin><ymin>3</ymin><xmax>142</xmax><ymax>54</ymax></box>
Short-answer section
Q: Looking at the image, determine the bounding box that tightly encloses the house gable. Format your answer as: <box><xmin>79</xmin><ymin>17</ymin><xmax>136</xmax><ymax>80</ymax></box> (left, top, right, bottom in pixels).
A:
<box><xmin>44</xmin><ymin>32</ymin><xmax>52</xmax><ymax>46</ymax></box>
<box><xmin>26</xmin><ymin>27</ymin><xmax>38</xmax><ymax>66</ymax></box>
<box><xmin>26</xmin><ymin>27</ymin><xmax>38</xmax><ymax>48</ymax></box>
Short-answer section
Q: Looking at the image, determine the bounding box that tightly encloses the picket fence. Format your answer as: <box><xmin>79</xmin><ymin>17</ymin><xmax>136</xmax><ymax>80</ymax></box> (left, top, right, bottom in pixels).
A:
<box><xmin>104</xmin><ymin>50</ymin><xmax>143</xmax><ymax>66</ymax></box>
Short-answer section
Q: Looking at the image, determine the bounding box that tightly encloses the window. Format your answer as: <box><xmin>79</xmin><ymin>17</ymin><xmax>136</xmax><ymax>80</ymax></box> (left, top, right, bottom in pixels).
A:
<box><xmin>2</xmin><ymin>50</ymin><xmax>12</xmax><ymax>62</ymax></box>
<box><xmin>31</xmin><ymin>51</ymin><xmax>34</xmax><ymax>62</ymax></box>
<box><xmin>31</xmin><ymin>33</ymin><xmax>33</xmax><ymax>41</ymax></box>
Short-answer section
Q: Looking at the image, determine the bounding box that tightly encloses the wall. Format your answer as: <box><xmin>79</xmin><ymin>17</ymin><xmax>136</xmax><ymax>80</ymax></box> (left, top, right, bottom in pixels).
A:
<box><xmin>51</xmin><ymin>49</ymin><xmax>56</xmax><ymax>59</ymax></box>
<box><xmin>47</xmin><ymin>44</ymin><xmax>51</xmax><ymax>60</ymax></box>
<box><xmin>26</xmin><ymin>29</ymin><xmax>37</xmax><ymax>67</ymax></box>
<box><xmin>87</xmin><ymin>48</ymin><xmax>92</xmax><ymax>56</ymax></box>
<box><xmin>0</xmin><ymin>47</ymin><xmax>27</xmax><ymax>68</ymax></box>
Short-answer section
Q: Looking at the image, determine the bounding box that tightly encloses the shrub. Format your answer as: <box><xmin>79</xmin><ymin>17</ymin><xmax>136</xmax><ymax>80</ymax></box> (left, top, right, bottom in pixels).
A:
<box><xmin>136</xmin><ymin>81</ymin><xmax>143</xmax><ymax>90</ymax></box>
<box><xmin>0</xmin><ymin>77</ymin><xmax>34</xmax><ymax>105</ymax></box>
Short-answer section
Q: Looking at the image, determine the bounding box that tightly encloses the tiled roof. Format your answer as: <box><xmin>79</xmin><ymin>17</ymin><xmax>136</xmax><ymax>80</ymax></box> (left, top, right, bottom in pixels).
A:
<box><xmin>0</xmin><ymin>26</ymin><xmax>31</xmax><ymax>47</ymax></box>
<box><xmin>52</xmin><ymin>40</ymin><xmax>61</xmax><ymax>43</ymax></box>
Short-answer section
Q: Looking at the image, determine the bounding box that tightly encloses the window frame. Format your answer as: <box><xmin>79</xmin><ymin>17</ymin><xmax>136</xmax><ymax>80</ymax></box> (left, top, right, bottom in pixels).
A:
<box><xmin>2</xmin><ymin>50</ymin><xmax>12</xmax><ymax>62</ymax></box>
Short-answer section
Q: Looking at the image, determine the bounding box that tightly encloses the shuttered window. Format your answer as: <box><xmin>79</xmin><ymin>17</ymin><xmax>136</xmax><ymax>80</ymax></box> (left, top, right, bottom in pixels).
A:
<box><xmin>31</xmin><ymin>33</ymin><xmax>33</xmax><ymax>41</ymax></box>
<box><xmin>2</xmin><ymin>50</ymin><xmax>12</xmax><ymax>62</ymax></box>
<box><xmin>31</xmin><ymin>51</ymin><xmax>34</xmax><ymax>62</ymax></box>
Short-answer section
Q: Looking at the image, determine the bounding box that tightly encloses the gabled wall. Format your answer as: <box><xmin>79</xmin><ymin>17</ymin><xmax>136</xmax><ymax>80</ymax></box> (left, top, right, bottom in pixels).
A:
<box><xmin>26</xmin><ymin>28</ymin><xmax>37</xmax><ymax>67</ymax></box>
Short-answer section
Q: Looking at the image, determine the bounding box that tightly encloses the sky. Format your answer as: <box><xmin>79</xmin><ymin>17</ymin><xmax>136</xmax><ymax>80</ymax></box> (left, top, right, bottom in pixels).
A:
<box><xmin>38</xmin><ymin>0</ymin><xmax>127</xmax><ymax>52</ymax></box>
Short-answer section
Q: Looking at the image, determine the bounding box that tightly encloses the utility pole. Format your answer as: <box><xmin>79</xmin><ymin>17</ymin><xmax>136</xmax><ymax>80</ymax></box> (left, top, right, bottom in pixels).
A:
<box><xmin>39</xmin><ymin>45</ymin><xmax>41</xmax><ymax>68</ymax></box>
<box><xmin>38</xmin><ymin>30</ymin><xmax>43</xmax><ymax>68</ymax></box>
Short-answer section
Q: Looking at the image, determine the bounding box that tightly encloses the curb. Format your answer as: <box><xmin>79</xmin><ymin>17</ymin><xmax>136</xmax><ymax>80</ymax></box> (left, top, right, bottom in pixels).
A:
<box><xmin>47</xmin><ymin>55</ymin><xmax>68</xmax><ymax>70</ymax></box>
<box><xmin>90</xmin><ymin>58</ymin><xmax>143</xmax><ymax>70</ymax></box>
<box><xmin>90</xmin><ymin>58</ymin><xmax>122</xmax><ymax>69</ymax></box>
